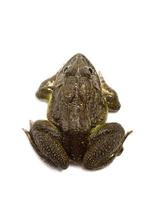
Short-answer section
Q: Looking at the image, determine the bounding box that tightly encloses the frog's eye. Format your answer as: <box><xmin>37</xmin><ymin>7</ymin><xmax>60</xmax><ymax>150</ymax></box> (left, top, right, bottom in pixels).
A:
<box><xmin>63</xmin><ymin>65</ymin><xmax>70</xmax><ymax>73</ymax></box>
<box><xmin>63</xmin><ymin>67</ymin><xmax>68</xmax><ymax>72</ymax></box>
<box><xmin>88</xmin><ymin>67</ymin><xmax>94</xmax><ymax>74</ymax></box>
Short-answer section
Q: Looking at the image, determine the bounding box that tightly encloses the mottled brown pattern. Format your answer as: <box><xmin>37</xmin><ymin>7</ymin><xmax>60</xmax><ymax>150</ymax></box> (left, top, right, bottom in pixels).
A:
<box><xmin>23</xmin><ymin>53</ymin><xmax>131</xmax><ymax>170</ymax></box>
<box><xmin>49</xmin><ymin>76</ymin><xmax>107</xmax><ymax>133</ymax></box>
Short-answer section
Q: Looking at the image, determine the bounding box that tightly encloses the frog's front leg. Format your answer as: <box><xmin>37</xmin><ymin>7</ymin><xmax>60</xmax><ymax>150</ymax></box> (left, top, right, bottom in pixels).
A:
<box><xmin>23</xmin><ymin>120</ymin><xmax>69</xmax><ymax>169</ymax></box>
<box><xmin>99</xmin><ymin>73</ymin><xmax>121</xmax><ymax>112</ymax></box>
<box><xmin>83</xmin><ymin>123</ymin><xmax>131</xmax><ymax>170</ymax></box>
<box><xmin>36</xmin><ymin>74</ymin><xmax>56</xmax><ymax>101</ymax></box>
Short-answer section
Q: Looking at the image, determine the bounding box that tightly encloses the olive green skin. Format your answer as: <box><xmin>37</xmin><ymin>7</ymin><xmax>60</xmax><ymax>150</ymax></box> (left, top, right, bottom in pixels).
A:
<box><xmin>24</xmin><ymin>54</ymin><xmax>131</xmax><ymax>170</ymax></box>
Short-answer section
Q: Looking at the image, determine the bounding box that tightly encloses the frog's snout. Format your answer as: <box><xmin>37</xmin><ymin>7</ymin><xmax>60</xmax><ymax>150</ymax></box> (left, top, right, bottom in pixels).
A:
<box><xmin>64</xmin><ymin>53</ymin><xmax>94</xmax><ymax>78</ymax></box>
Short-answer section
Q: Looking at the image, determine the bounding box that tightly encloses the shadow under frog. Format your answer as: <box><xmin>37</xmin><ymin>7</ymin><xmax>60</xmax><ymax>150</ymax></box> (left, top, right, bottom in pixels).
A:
<box><xmin>23</xmin><ymin>54</ymin><xmax>132</xmax><ymax>170</ymax></box>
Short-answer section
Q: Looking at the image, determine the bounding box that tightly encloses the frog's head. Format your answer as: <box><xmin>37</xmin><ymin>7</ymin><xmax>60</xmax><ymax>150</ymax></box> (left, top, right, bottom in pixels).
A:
<box><xmin>62</xmin><ymin>53</ymin><xmax>96</xmax><ymax>77</ymax></box>
<box><xmin>55</xmin><ymin>53</ymin><xmax>101</xmax><ymax>91</ymax></box>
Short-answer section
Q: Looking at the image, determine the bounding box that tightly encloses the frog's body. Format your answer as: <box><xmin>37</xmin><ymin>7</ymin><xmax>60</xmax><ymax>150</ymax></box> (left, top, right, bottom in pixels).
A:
<box><xmin>24</xmin><ymin>54</ymin><xmax>131</xmax><ymax>169</ymax></box>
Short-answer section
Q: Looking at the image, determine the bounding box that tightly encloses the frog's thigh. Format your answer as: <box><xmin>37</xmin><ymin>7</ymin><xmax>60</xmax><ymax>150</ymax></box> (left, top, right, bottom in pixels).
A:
<box><xmin>83</xmin><ymin>123</ymin><xmax>126</xmax><ymax>170</ymax></box>
<box><xmin>25</xmin><ymin>120</ymin><xmax>69</xmax><ymax>169</ymax></box>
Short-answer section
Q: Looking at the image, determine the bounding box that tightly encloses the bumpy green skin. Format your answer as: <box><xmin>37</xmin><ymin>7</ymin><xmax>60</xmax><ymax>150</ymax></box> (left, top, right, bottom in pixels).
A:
<box><xmin>24</xmin><ymin>54</ymin><xmax>130</xmax><ymax>170</ymax></box>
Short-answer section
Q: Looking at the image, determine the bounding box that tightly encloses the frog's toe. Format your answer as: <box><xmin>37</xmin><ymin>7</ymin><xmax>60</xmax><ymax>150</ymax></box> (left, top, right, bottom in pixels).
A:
<box><xmin>23</xmin><ymin>120</ymin><xmax>69</xmax><ymax>170</ymax></box>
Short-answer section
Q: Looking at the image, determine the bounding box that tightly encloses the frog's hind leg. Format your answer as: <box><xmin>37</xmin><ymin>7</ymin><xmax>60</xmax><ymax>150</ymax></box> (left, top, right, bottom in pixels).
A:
<box><xmin>83</xmin><ymin>123</ymin><xmax>132</xmax><ymax>170</ymax></box>
<box><xmin>23</xmin><ymin>120</ymin><xmax>69</xmax><ymax>169</ymax></box>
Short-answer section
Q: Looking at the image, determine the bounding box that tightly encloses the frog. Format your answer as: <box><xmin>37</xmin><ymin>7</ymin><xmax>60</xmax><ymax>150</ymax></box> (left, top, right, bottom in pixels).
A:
<box><xmin>23</xmin><ymin>53</ymin><xmax>132</xmax><ymax>170</ymax></box>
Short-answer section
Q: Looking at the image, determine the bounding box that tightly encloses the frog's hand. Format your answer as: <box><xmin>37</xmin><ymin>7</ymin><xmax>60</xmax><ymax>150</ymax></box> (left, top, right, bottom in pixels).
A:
<box><xmin>99</xmin><ymin>71</ymin><xmax>121</xmax><ymax>112</ymax></box>
<box><xmin>36</xmin><ymin>74</ymin><xmax>56</xmax><ymax>102</ymax></box>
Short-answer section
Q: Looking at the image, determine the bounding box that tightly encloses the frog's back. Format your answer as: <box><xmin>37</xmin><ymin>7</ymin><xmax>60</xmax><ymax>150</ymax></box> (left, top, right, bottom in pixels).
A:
<box><xmin>48</xmin><ymin>54</ymin><xmax>107</xmax><ymax>133</ymax></box>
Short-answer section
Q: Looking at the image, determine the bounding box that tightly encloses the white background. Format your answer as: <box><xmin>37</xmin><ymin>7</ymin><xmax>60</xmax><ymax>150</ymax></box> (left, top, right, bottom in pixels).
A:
<box><xmin>0</xmin><ymin>0</ymin><xmax>153</xmax><ymax>199</ymax></box>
